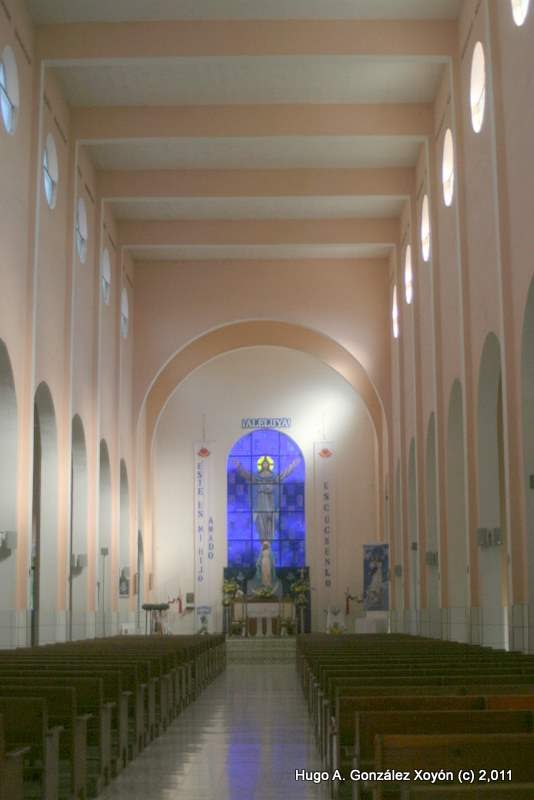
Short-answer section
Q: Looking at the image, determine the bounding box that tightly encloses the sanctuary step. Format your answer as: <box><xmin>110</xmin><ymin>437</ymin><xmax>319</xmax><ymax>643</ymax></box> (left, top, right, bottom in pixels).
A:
<box><xmin>226</xmin><ymin>637</ymin><xmax>297</xmax><ymax>664</ymax></box>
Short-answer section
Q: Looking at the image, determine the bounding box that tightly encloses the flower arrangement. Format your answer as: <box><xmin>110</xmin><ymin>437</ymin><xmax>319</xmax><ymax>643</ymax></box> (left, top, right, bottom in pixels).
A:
<box><xmin>328</xmin><ymin>622</ymin><xmax>344</xmax><ymax>635</ymax></box>
<box><xmin>290</xmin><ymin>577</ymin><xmax>310</xmax><ymax>606</ymax></box>
<box><xmin>223</xmin><ymin>578</ymin><xmax>239</xmax><ymax>606</ymax></box>
<box><xmin>253</xmin><ymin>585</ymin><xmax>274</xmax><ymax>598</ymax></box>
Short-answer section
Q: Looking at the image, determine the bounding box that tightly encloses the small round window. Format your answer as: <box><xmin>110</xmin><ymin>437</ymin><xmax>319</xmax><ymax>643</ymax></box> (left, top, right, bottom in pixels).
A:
<box><xmin>404</xmin><ymin>245</ymin><xmax>413</xmax><ymax>305</ymax></box>
<box><xmin>392</xmin><ymin>286</ymin><xmax>399</xmax><ymax>339</ymax></box>
<box><xmin>43</xmin><ymin>133</ymin><xmax>59</xmax><ymax>209</ymax></box>
<box><xmin>120</xmin><ymin>288</ymin><xmax>129</xmax><ymax>339</ymax></box>
<box><xmin>0</xmin><ymin>46</ymin><xmax>19</xmax><ymax>134</ymax></box>
<box><xmin>511</xmin><ymin>0</ymin><xmax>530</xmax><ymax>25</ymax></box>
<box><xmin>76</xmin><ymin>197</ymin><xmax>88</xmax><ymax>263</ymax></box>
<box><xmin>442</xmin><ymin>129</ymin><xmax>455</xmax><ymax>207</ymax></box>
<box><xmin>470</xmin><ymin>42</ymin><xmax>486</xmax><ymax>133</ymax></box>
<box><xmin>421</xmin><ymin>194</ymin><xmax>431</xmax><ymax>262</ymax></box>
<box><xmin>101</xmin><ymin>249</ymin><xmax>111</xmax><ymax>306</ymax></box>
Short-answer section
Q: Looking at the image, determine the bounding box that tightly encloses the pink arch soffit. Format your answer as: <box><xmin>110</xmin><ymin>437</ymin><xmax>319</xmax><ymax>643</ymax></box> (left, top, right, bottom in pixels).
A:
<box><xmin>142</xmin><ymin>320</ymin><xmax>386</xmax><ymax>451</ymax></box>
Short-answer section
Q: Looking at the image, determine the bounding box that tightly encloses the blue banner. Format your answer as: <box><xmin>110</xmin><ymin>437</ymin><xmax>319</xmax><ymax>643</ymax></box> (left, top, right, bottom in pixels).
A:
<box><xmin>363</xmin><ymin>544</ymin><xmax>389</xmax><ymax>611</ymax></box>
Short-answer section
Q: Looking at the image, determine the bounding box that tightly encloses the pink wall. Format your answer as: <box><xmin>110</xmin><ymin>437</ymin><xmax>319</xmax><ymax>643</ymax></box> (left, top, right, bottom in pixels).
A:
<box><xmin>133</xmin><ymin>258</ymin><xmax>391</xmax><ymax>420</ymax></box>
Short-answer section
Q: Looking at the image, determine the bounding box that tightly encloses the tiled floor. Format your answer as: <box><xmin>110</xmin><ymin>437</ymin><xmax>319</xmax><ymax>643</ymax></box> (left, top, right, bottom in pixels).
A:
<box><xmin>100</xmin><ymin>664</ymin><xmax>330</xmax><ymax>799</ymax></box>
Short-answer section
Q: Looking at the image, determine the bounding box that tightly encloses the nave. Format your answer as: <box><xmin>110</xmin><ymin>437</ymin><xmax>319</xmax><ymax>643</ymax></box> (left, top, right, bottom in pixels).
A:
<box><xmin>100</xmin><ymin>664</ymin><xmax>328</xmax><ymax>800</ymax></box>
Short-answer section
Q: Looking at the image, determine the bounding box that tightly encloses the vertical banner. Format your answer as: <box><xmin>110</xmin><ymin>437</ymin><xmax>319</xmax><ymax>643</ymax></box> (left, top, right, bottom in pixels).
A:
<box><xmin>314</xmin><ymin>443</ymin><xmax>337</xmax><ymax>611</ymax></box>
<box><xmin>194</xmin><ymin>443</ymin><xmax>215</xmax><ymax>632</ymax></box>
<box><xmin>363</xmin><ymin>544</ymin><xmax>389</xmax><ymax>611</ymax></box>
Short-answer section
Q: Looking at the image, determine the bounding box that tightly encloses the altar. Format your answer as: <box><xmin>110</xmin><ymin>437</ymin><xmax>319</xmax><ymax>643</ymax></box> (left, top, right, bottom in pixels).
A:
<box><xmin>223</xmin><ymin>564</ymin><xmax>311</xmax><ymax>635</ymax></box>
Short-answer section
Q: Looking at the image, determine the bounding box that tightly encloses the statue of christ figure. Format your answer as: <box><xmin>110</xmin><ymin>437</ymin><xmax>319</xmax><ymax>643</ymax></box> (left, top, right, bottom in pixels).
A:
<box><xmin>235</xmin><ymin>455</ymin><xmax>301</xmax><ymax>543</ymax></box>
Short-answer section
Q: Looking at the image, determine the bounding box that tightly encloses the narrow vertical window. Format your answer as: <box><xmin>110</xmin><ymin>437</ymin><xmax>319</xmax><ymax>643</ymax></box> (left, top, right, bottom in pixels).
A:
<box><xmin>43</xmin><ymin>134</ymin><xmax>59</xmax><ymax>209</ymax></box>
<box><xmin>442</xmin><ymin>129</ymin><xmax>455</xmax><ymax>207</ymax></box>
<box><xmin>392</xmin><ymin>286</ymin><xmax>399</xmax><ymax>339</ymax></box>
<box><xmin>421</xmin><ymin>195</ymin><xmax>431</xmax><ymax>262</ymax></box>
<box><xmin>101</xmin><ymin>249</ymin><xmax>112</xmax><ymax>306</ymax></box>
<box><xmin>404</xmin><ymin>246</ymin><xmax>413</xmax><ymax>305</ymax></box>
<box><xmin>470</xmin><ymin>42</ymin><xmax>486</xmax><ymax>134</ymax></box>
<box><xmin>120</xmin><ymin>288</ymin><xmax>129</xmax><ymax>338</ymax></box>
<box><xmin>511</xmin><ymin>0</ymin><xmax>530</xmax><ymax>26</ymax></box>
<box><xmin>0</xmin><ymin>46</ymin><xmax>19</xmax><ymax>134</ymax></box>
<box><xmin>76</xmin><ymin>198</ymin><xmax>88</xmax><ymax>263</ymax></box>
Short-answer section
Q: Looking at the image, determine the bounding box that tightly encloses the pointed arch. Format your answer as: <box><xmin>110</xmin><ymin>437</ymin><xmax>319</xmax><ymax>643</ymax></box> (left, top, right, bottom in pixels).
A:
<box><xmin>0</xmin><ymin>339</ymin><xmax>18</xmax><ymax>647</ymax></box>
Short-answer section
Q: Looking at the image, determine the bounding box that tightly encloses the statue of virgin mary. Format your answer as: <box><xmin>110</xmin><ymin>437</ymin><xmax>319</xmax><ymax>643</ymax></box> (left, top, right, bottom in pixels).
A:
<box><xmin>247</xmin><ymin>541</ymin><xmax>281</xmax><ymax>595</ymax></box>
<box><xmin>257</xmin><ymin>540</ymin><xmax>277</xmax><ymax>587</ymax></box>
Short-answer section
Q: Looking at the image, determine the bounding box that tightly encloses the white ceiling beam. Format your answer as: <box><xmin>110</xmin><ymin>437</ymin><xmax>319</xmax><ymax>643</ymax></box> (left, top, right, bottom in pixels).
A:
<box><xmin>74</xmin><ymin>104</ymin><xmax>432</xmax><ymax>142</ymax></box>
<box><xmin>118</xmin><ymin>217</ymin><xmax>399</xmax><ymax>247</ymax></box>
<box><xmin>97</xmin><ymin>167</ymin><xmax>414</xmax><ymax>200</ymax></box>
<box><xmin>38</xmin><ymin>19</ymin><xmax>456</xmax><ymax>63</ymax></box>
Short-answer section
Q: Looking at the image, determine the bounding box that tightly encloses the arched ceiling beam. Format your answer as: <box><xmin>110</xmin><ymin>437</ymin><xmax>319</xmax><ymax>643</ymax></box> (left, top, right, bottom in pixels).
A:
<box><xmin>73</xmin><ymin>104</ymin><xmax>432</xmax><ymax>142</ymax></box>
<box><xmin>118</xmin><ymin>218</ymin><xmax>398</xmax><ymax>248</ymax></box>
<box><xmin>37</xmin><ymin>19</ymin><xmax>456</xmax><ymax>62</ymax></box>
<box><xmin>97</xmin><ymin>167</ymin><xmax>414</xmax><ymax>200</ymax></box>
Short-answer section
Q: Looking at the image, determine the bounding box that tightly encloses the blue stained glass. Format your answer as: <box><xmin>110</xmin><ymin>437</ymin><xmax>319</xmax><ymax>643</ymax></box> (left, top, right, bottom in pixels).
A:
<box><xmin>252</xmin><ymin>482</ymin><xmax>279</xmax><ymax>512</ymax></box>
<box><xmin>280</xmin><ymin>512</ymin><xmax>305</xmax><ymax>539</ymax></box>
<box><xmin>228</xmin><ymin>513</ymin><xmax>252</xmax><ymax>540</ymax></box>
<box><xmin>280</xmin><ymin>539</ymin><xmax>305</xmax><ymax>567</ymax></box>
<box><xmin>229</xmin><ymin>436</ymin><xmax>251</xmax><ymax>457</ymax></box>
<box><xmin>227</xmin><ymin>429</ymin><xmax>305</xmax><ymax>569</ymax></box>
<box><xmin>251</xmin><ymin>429</ymin><xmax>279</xmax><ymax>455</ymax></box>
<box><xmin>228</xmin><ymin>540</ymin><xmax>254</xmax><ymax>567</ymax></box>
<box><xmin>281</xmin><ymin>481</ymin><xmax>305</xmax><ymax>511</ymax></box>
<box><xmin>279</xmin><ymin>455</ymin><xmax>305</xmax><ymax>482</ymax></box>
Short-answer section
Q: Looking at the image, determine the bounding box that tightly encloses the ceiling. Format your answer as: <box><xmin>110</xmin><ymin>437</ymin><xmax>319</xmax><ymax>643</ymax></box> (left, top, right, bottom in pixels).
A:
<box><xmin>29</xmin><ymin>0</ymin><xmax>462</xmax><ymax>23</ymax></box>
<box><xmin>56</xmin><ymin>58</ymin><xmax>445</xmax><ymax>107</ymax></box>
<box><xmin>29</xmin><ymin>1</ymin><xmax>461</xmax><ymax>263</ymax></box>
<box><xmin>112</xmin><ymin>197</ymin><xmax>406</xmax><ymax>222</ymax></box>
<box><xmin>87</xmin><ymin>138</ymin><xmax>423</xmax><ymax>171</ymax></box>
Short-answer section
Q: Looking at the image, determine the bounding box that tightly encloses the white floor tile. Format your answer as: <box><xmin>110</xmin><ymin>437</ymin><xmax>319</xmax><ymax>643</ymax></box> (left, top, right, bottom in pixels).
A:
<box><xmin>100</xmin><ymin>663</ymin><xmax>330</xmax><ymax>800</ymax></box>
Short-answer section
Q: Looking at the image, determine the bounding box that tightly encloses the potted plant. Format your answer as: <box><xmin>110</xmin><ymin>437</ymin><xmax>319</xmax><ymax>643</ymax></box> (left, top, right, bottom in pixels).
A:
<box><xmin>280</xmin><ymin>617</ymin><xmax>295</xmax><ymax>636</ymax></box>
<box><xmin>230</xmin><ymin>619</ymin><xmax>245</xmax><ymax>637</ymax></box>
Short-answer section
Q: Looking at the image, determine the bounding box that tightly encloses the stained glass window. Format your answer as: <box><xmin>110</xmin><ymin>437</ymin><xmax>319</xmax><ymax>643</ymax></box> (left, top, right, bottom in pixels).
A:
<box><xmin>227</xmin><ymin>429</ymin><xmax>305</xmax><ymax>568</ymax></box>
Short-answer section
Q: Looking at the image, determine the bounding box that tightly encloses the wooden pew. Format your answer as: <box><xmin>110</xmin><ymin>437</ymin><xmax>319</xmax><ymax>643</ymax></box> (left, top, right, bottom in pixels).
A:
<box><xmin>371</xmin><ymin>733</ymin><xmax>534</xmax><ymax>800</ymax></box>
<box><xmin>332</xmin><ymin>696</ymin><xmax>487</xmax><ymax>790</ymax></box>
<box><xmin>0</xmin><ymin>635</ymin><xmax>225</xmax><ymax>797</ymax></box>
<box><xmin>0</xmin><ymin>663</ymin><xmax>129</xmax><ymax>775</ymax></box>
<box><xmin>0</xmin><ymin>697</ymin><xmax>62</xmax><ymax>800</ymax></box>
<box><xmin>0</xmin><ymin>672</ymin><xmax>111</xmax><ymax>795</ymax></box>
<box><xmin>321</xmin><ymin>673</ymin><xmax>534</xmax><ymax>762</ymax></box>
<box><xmin>355</xmin><ymin>709</ymin><xmax>534</xmax><ymax>771</ymax></box>
<box><xmin>0</xmin><ymin>685</ymin><xmax>90</xmax><ymax>800</ymax></box>
<box><xmin>0</xmin><ymin>713</ymin><xmax>28</xmax><ymax>800</ymax></box>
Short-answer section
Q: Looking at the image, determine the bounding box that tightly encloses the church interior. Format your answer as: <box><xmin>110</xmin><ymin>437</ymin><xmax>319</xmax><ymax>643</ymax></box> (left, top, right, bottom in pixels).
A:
<box><xmin>1</xmin><ymin>0</ymin><xmax>534</xmax><ymax>797</ymax></box>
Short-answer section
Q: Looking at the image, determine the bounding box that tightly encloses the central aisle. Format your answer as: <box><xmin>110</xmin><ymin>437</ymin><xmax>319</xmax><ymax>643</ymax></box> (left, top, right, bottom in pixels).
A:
<box><xmin>101</xmin><ymin>663</ymin><xmax>330</xmax><ymax>800</ymax></box>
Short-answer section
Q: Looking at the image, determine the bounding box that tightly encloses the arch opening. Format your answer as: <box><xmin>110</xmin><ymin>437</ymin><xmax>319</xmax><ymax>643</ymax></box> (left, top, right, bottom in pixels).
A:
<box><xmin>477</xmin><ymin>334</ymin><xmax>508</xmax><ymax>649</ymax></box>
<box><xmin>425</xmin><ymin>413</ymin><xmax>440</xmax><ymax>631</ymax></box>
<box><xmin>32</xmin><ymin>383</ymin><xmax>58</xmax><ymax>645</ymax></box>
<box><xmin>97</xmin><ymin>440</ymin><xmax>112</xmax><ymax>636</ymax></box>
<box><xmin>393</xmin><ymin>460</ymin><xmax>404</xmax><ymax>622</ymax></box>
<box><xmin>69</xmin><ymin>415</ymin><xmax>88</xmax><ymax>640</ymax></box>
<box><xmin>521</xmin><ymin>279</ymin><xmax>534</xmax><ymax>629</ymax></box>
<box><xmin>408</xmin><ymin>439</ymin><xmax>419</xmax><ymax>634</ymax></box>
<box><xmin>119</xmin><ymin>460</ymin><xmax>131</xmax><ymax>626</ymax></box>
<box><xmin>446</xmin><ymin>380</ymin><xmax>469</xmax><ymax>642</ymax></box>
<box><xmin>0</xmin><ymin>340</ymin><xmax>18</xmax><ymax>647</ymax></box>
